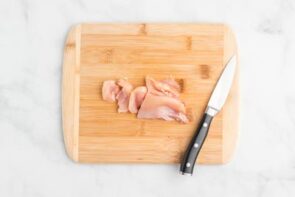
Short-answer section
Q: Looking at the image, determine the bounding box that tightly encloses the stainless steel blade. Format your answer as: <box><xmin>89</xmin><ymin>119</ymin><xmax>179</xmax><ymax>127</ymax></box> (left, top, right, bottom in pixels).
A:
<box><xmin>206</xmin><ymin>55</ymin><xmax>237</xmax><ymax>116</ymax></box>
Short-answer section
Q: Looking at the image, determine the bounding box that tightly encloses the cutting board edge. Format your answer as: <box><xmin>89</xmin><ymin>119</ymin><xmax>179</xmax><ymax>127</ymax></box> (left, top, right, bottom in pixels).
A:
<box><xmin>221</xmin><ymin>25</ymin><xmax>239</xmax><ymax>164</ymax></box>
<box><xmin>62</xmin><ymin>24</ymin><xmax>81</xmax><ymax>162</ymax></box>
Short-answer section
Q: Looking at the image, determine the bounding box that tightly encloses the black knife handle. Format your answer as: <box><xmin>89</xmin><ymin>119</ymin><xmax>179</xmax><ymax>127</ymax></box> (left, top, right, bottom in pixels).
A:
<box><xmin>180</xmin><ymin>113</ymin><xmax>213</xmax><ymax>175</ymax></box>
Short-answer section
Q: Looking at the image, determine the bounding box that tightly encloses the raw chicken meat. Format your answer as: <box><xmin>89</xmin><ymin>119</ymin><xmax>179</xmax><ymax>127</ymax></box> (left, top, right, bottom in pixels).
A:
<box><xmin>102</xmin><ymin>80</ymin><xmax>120</xmax><ymax>102</ymax></box>
<box><xmin>116</xmin><ymin>79</ymin><xmax>133</xmax><ymax>113</ymax></box>
<box><xmin>101</xmin><ymin>77</ymin><xmax>188</xmax><ymax>123</ymax></box>
<box><xmin>129</xmin><ymin>86</ymin><xmax>148</xmax><ymax>113</ymax></box>
<box><xmin>161</xmin><ymin>78</ymin><xmax>181</xmax><ymax>92</ymax></box>
<box><xmin>137</xmin><ymin>77</ymin><xmax>189</xmax><ymax>123</ymax></box>
<box><xmin>146</xmin><ymin>77</ymin><xmax>180</xmax><ymax>98</ymax></box>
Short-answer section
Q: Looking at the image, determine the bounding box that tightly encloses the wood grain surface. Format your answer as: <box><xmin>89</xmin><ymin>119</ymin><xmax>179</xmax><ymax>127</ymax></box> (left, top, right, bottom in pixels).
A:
<box><xmin>62</xmin><ymin>23</ymin><xmax>239</xmax><ymax>164</ymax></box>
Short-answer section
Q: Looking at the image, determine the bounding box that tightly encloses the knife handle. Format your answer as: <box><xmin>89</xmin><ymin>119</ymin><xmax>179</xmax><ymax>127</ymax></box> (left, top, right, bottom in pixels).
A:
<box><xmin>180</xmin><ymin>113</ymin><xmax>213</xmax><ymax>175</ymax></box>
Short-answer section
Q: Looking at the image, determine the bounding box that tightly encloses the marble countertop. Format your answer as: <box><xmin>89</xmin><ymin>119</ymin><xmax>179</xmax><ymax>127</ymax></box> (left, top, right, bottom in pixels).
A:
<box><xmin>1</xmin><ymin>0</ymin><xmax>295</xmax><ymax>196</ymax></box>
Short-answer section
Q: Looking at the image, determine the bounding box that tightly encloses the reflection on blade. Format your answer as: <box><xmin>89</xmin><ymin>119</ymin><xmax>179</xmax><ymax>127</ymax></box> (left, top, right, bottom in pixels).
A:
<box><xmin>207</xmin><ymin>55</ymin><xmax>237</xmax><ymax>111</ymax></box>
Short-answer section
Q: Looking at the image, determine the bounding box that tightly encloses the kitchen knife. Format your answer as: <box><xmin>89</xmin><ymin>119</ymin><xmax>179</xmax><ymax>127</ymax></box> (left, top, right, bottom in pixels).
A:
<box><xmin>180</xmin><ymin>55</ymin><xmax>237</xmax><ymax>175</ymax></box>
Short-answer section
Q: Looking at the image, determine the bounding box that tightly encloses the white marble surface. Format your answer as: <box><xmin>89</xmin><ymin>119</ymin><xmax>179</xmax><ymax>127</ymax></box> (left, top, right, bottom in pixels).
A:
<box><xmin>1</xmin><ymin>0</ymin><xmax>295</xmax><ymax>196</ymax></box>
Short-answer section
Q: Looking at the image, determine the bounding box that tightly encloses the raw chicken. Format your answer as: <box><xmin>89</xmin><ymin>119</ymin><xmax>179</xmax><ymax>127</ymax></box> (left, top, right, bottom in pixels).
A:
<box><xmin>161</xmin><ymin>78</ymin><xmax>181</xmax><ymax>92</ymax></box>
<box><xmin>102</xmin><ymin>80</ymin><xmax>120</xmax><ymax>102</ymax></box>
<box><xmin>129</xmin><ymin>86</ymin><xmax>148</xmax><ymax>113</ymax></box>
<box><xmin>146</xmin><ymin>76</ymin><xmax>180</xmax><ymax>98</ymax></box>
<box><xmin>116</xmin><ymin>79</ymin><xmax>133</xmax><ymax>113</ymax></box>
<box><xmin>101</xmin><ymin>77</ymin><xmax>188</xmax><ymax>123</ymax></box>
<box><xmin>137</xmin><ymin>77</ymin><xmax>189</xmax><ymax>123</ymax></box>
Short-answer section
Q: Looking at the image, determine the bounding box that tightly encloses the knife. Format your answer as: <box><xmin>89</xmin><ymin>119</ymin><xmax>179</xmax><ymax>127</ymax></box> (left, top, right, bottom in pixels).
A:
<box><xmin>180</xmin><ymin>55</ymin><xmax>237</xmax><ymax>175</ymax></box>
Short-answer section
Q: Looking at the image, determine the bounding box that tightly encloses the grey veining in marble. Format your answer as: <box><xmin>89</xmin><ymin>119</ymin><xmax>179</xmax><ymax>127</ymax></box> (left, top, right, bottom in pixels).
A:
<box><xmin>1</xmin><ymin>0</ymin><xmax>295</xmax><ymax>196</ymax></box>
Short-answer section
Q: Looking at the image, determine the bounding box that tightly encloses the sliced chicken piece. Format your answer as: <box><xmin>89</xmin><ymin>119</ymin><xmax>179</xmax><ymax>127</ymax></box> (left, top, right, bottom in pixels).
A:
<box><xmin>137</xmin><ymin>77</ymin><xmax>189</xmax><ymax>123</ymax></box>
<box><xmin>102</xmin><ymin>80</ymin><xmax>120</xmax><ymax>102</ymax></box>
<box><xmin>137</xmin><ymin>93</ymin><xmax>188</xmax><ymax>123</ymax></box>
<box><xmin>116</xmin><ymin>79</ymin><xmax>133</xmax><ymax>113</ymax></box>
<box><xmin>146</xmin><ymin>76</ymin><xmax>180</xmax><ymax>98</ymax></box>
<box><xmin>161</xmin><ymin>78</ymin><xmax>181</xmax><ymax>92</ymax></box>
<box><xmin>129</xmin><ymin>86</ymin><xmax>148</xmax><ymax>113</ymax></box>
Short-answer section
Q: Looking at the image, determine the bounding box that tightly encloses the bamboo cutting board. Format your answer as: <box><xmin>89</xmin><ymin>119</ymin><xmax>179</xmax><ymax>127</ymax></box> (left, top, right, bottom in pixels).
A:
<box><xmin>62</xmin><ymin>23</ymin><xmax>238</xmax><ymax>164</ymax></box>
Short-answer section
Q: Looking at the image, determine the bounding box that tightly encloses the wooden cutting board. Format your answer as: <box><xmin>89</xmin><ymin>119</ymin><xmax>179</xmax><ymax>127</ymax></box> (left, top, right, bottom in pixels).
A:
<box><xmin>62</xmin><ymin>23</ymin><xmax>239</xmax><ymax>164</ymax></box>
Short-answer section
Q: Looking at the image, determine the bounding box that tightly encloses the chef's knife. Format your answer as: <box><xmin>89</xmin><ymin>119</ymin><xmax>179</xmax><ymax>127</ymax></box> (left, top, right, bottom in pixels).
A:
<box><xmin>180</xmin><ymin>55</ymin><xmax>237</xmax><ymax>175</ymax></box>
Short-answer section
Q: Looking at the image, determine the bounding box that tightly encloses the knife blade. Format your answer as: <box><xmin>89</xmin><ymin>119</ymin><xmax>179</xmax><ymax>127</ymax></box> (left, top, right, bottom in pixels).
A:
<box><xmin>180</xmin><ymin>55</ymin><xmax>237</xmax><ymax>175</ymax></box>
